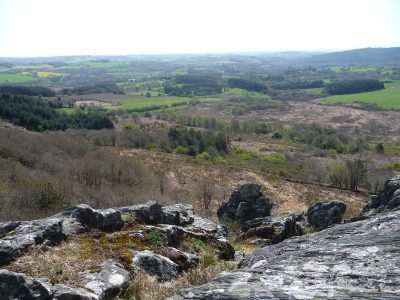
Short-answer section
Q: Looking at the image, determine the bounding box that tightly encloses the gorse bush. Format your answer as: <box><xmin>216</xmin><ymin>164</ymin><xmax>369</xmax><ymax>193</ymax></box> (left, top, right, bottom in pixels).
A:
<box><xmin>34</xmin><ymin>182</ymin><xmax>63</xmax><ymax>210</ymax></box>
<box><xmin>168</xmin><ymin>127</ymin><xmax>230</xmax><ymax>156</ymax></box>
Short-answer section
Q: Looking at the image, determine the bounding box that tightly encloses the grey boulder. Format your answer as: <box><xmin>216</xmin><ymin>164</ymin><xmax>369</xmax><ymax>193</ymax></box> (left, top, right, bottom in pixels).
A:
<box><xmin>162</xmin><ymin>204</ymin><xmax>195</xmax><ymax>226</ymax></box>
<box><xmin>0</xmin><ymin>269</ymin><xmax>53</xmax><ymax>300</ymax></box>
<box><xmin>0</xmin><ymin>218</ymin><xmax>64</xmax><ymax>267</ymax></box>
<box><xmin>132</xmin><ymin>250</ymin><xmax>178</xmax><ymax>281</ymax></box>
<box><xmin>307</xmin><ymin>200</ymin><xmax>346</xmax><ymax>229</ymax></box>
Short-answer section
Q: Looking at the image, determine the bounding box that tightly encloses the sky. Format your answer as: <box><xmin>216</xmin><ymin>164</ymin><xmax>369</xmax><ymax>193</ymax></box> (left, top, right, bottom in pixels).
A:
<box><xmin>0</xmin><ymin>0</ymin><xmax>399</xmax><ymax>57</ymax></box>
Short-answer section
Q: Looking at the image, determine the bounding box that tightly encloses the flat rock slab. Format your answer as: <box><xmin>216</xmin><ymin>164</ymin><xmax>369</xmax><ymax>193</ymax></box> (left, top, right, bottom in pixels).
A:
<box><xmin>53</xmin><ymin>284</ymin><xmax>98</xmax><ymax>300</ymax></box>
<box><xmin>171</xmin><ymin>210</ymin><xmax>400</xmax><ymax>299</ymax></box>
<box><xmin>81</xmin><ymin>260</ymin><xmax>130</xmax><ymax>299</ymax></box>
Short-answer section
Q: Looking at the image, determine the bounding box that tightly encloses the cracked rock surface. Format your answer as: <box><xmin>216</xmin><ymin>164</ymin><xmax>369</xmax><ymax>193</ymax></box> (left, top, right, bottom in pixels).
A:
<box><xmin>171</xmin><ymin>209</ymin><xmax>400</xmax><ymax>299</ymax></box>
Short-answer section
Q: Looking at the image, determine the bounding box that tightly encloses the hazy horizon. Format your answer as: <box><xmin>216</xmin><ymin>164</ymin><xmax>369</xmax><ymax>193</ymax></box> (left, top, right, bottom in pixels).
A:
<box><xmin>1</xmin><ymin>0</ymin><xmax>400</xmax><ymax>57</ymax></box>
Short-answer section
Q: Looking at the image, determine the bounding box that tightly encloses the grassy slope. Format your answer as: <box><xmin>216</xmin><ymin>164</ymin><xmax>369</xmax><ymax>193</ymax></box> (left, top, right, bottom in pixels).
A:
<box><xmin>321</xmin><ymin>80</ymin><xmax>400</xmax><ymax>109</ymax></box>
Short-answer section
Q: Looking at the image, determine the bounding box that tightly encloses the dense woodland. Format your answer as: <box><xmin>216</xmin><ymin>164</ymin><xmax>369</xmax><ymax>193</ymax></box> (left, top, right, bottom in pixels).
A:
<box><xmin>325</xmin><ymin>79</ymin><xmax>385</xmax><ymax>95</ymax></box>
<box><xmin>0</xmin><ymin>94</ymin><xmax>114</xmax><ymax>130</ymax></box>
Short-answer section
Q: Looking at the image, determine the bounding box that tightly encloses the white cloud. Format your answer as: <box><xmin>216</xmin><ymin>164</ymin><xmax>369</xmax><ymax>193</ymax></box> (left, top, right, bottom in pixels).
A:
<box><xmin>1</xmin><ymin>0</ymin><xmax>399</xmax><ymax>56</ymax></box>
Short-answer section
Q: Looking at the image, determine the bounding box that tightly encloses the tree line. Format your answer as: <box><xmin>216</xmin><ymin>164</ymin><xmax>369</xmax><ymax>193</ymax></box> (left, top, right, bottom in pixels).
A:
<box><xmin>271</xmin><ymin>80</ymin><xmax>324</xmax><ymax>90</ymax></box>
<box><xmin>325</xmin><ymin>79</ymin><xmax>384</xmax><ymax>95</ymax></box>
<box><xmin>0</xmin><ymin>85</ymin><xmax>56</xmax><ymax>97</ymax></box>
<box><xmin>61</xmin><ymin>83</ymin><xmax>123</xmax><ymax>95</ymax></box>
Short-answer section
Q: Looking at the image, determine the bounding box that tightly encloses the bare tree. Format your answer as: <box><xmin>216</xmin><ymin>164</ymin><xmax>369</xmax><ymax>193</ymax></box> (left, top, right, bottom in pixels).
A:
<box><xmin>196</xmin><ymin>181</ymin><xmax>215</xmax><ymax>212</ymax></box>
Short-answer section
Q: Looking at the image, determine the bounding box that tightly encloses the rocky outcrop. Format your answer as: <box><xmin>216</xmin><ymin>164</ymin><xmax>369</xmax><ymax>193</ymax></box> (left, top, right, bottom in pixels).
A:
<box><xmin>307</xmin><ymin>200</ymin><xmax>347</xmax><ymax>229</ymax></box>
<box><xmin>0</xmin><ymin>261</ymin><xmax>128</xmax><ymax>300</ymax></box>
<box><xmin>243</xmin><ymin>213</ymin><xmax>302</xmax><ymax>244</ymax></box>
<box><xmin>171</xmin><ymin>209</ymin><xmax>400</xmax><ymax>299</ymax></box>
<box><xmin>217</xmin><ymin>184</ymin><xmax>302</xmax><ymax>244</ymax></box>
<box><xmin>218</xmin><ymin>183</ymin><xmax>273</xmax><ymax>223</ymax></box>
<box><xmin>0</xmin><ymin>200</ymin><xmax>236</xmax><ymax>298</ymax></box>
<box><xmin>363</xmin><ymin>175</ymin><xmax>400</xmax><ymax>213</ymax></box>
<box><xmin>132</xmin><ymin>250</ymin><xmax>178</xmax><ymax>281</ymax></box>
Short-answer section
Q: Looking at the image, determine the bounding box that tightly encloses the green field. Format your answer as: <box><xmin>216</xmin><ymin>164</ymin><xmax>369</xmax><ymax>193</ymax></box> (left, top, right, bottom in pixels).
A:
<box><xmin>348</xmin><ymin>66</ymin><xmax>377</xmax><ymax>73</ymax></box>
<box><xmin>321</xmin><ymin>80</ymin><xmax>400</xmax><ymax>109</ymax></box>
<box><xmin>108</xmin><ymin>96</ymin><xmax>191</xmax><ymax>110</ymax></box>
<box><xmin>223</xmin><ymin>87</ymin><xmax>269</xmax><ymax>98</ymax></box>
<box><xmin>127</xmin><ymin>90</ymin><xmax>163</xmax><ymax>97</ymax></box>
<box><xmin>0</xmin><ymin>73</ymin><xmax>36</xmax><ymax>84</ymax></box>
<box><xmin>83</xmin><ymin>61</ymin><xmax>129</xmax><ymax>69</ymax></box>
<box><xmin>330</xmin><ymin>66</ymin><xmax>377</xmax><ymax>73</ymax></box>
<box><xmin>306</xmin><ymin>87</ymin><xmax>325</xmax><ymax>95</ymax></box>
<box><xmin>59</xmin><ymin>108</ymin><xmax>76</xmax><ymax>114</ymax></box>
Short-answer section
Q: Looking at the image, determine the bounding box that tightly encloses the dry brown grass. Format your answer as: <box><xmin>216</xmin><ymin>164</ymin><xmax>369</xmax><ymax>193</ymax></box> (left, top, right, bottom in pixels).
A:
<box><xmin>121</xmin><ymin>148</ymin><xmax>368</xmax><ymax>220</ymax></box>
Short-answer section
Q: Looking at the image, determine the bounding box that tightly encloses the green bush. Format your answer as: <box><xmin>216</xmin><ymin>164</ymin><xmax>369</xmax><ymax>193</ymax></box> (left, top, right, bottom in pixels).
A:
<box><xmin>146</xmin><ymin>230</ymin><xmax>167</xmax><ymax>246</ymax></box>
<box><xmin>272</xmin><ymin>131</ymin><xmax>283</xmax><ymax>139</ymax></box>
<box><xmin>262</xmin><ymin>153</ymin><xmax>286</xmax><ymax>163</ymax></box>
<box><xmin>212</xmin><ymin>156</ymin><xmax>227</xmax><ymax>164</ymax></box>
<box><xmin>175</xmin><ymin>146</ymin><xmax>189</xmax><ymax>155</ymax></box>
<box><xmin>196</xmin><ymin>152</ymin><xmax>211</xmax><ymax>160</ymax></box>
<box><xmin>188</xmin><ymin>237</ymin><xmax>206</xmax><ymax>251</ymax></box>
<box><xmin>233</xmin><ymin>148</ymin><xmax>258</xmax><ymax>160</ymax></box>
<box><xmin>375</xmin><ymin>143</ymin><xmax>385</xmax><ymax>154</ymax></box>
<box><xmin>146</xmin><ymin>143</ymin><xmax>157</xmax><ymax>150</ymax></box>
<box><xmin>162</xmin><ymin>146</ymin><xmax>172</xmax><ymax>153</ymax></box>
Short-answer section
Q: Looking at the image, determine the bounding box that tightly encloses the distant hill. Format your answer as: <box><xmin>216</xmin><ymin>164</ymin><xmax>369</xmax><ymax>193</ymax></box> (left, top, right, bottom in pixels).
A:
<box><xmin>297</xmin><ymin>47</ymin><xmax>400</xmax><ymax>66</ymax></box>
